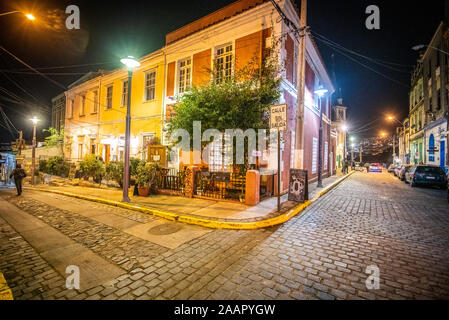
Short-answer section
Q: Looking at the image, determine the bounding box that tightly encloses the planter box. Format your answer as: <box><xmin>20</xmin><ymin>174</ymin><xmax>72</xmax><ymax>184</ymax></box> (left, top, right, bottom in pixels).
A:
<box><xmin>138</xmin><ymin>187</ymin><xmax>150</xmax><ymax>197</ymax></box>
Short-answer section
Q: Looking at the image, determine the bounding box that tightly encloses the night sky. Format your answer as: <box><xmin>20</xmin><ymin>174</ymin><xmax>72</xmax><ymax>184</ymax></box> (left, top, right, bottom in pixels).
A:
<box><xmin>0</xmin><ymin>0</ymin><xmax>446</xmax><ymax>143</ymax></box>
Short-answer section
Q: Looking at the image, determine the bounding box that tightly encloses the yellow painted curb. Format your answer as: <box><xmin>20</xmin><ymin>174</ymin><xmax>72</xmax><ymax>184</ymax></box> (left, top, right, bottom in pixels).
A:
<box><xmin>26</xmin><ymin>171</ymin><xmax>354</xmax><ymax>230</ymax></box>
<box><xmin>0</xmin><ymin>273</ymin><xmax>13</xmax><ymax>300</ymax></box>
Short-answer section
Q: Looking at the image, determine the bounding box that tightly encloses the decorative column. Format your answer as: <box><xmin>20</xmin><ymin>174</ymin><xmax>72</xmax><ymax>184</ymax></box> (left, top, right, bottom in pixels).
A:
<box><xmin>184</xmin><ymin>166</ymin><xmax>198</xmax><ymax>198</ymax></box>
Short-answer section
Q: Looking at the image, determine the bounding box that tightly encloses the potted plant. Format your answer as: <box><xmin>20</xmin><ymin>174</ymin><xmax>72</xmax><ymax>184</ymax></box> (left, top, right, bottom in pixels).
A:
<box><xmin>135</xmin><ymin>163</ymin><xmax>151</xmax><ymax>196</ymax></box>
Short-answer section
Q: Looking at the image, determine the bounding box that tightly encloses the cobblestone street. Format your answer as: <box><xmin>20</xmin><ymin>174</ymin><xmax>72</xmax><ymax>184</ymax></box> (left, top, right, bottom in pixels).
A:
<box><xmin>1</xmin><ymin>171</ymin><xmax>449</xmax><ymax>300</ymax></box>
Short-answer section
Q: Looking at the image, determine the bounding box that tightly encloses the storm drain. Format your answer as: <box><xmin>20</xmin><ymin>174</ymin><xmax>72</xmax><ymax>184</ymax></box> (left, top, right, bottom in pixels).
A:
<box><xmin>147</xmin><ymin>223</ymin><xmax>183</xmax><ymax>235</ymax></box>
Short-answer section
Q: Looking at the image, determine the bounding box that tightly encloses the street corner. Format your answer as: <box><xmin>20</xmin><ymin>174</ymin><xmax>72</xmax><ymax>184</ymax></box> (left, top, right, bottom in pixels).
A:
<box><xmin>0</xmin><ymin>273</ymin><xmax>14</xmax><ymax>300</ymax></box>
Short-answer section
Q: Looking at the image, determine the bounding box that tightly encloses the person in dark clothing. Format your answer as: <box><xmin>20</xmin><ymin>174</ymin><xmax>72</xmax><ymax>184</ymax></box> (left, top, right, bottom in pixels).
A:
<box><xmin>9</xmin><ymin>164</ymin><xmax>27</xmax><ymax>195</ymax></box>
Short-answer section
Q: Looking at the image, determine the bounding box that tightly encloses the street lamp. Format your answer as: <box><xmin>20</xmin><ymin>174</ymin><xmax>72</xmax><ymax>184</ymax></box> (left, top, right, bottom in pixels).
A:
<box><xmin>0</xmin><ymin>11</ymin><xmax>36</xmax><ymax>20</ymax></box>
<box><xmin>341</xmin><ymin>124</ymin><xmax>348</xmax><ymax>170</ymax></box>
<box><xmin>30</xmin><ymin>117</ymin><xmax>39</xmax><ymax>186</ymax></box>
<box><xmin>120</xmin><ymin>56</ymin><xmax>140</xmax><ymax>202</ymax></box>
<box><xmin>314</xmin><ymin>85</ymin><xmax>328</xmax><ymax>188</ymax></box>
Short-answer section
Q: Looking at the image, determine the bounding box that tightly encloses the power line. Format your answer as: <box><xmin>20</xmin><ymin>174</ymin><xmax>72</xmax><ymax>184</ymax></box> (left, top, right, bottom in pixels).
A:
<box><xmin>314</xmin><ymin>37</ymin><xmax>410</xmax><ymax>88</ymax></box>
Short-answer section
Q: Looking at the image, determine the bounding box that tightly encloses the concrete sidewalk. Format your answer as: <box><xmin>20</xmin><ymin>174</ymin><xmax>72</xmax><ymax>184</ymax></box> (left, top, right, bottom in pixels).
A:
<box><xmin>26</xmin><ymin>171</ymin><xmax>353</xmax><ymax>224</ymax></box>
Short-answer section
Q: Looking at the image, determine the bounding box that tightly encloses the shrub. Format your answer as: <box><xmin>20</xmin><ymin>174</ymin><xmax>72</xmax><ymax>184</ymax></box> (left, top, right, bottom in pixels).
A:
<box><xmin>79</xmin><ymin>155</ymin><xmax>105</xmax><ymax>181</ymax></box>
<box><xmin>43</xmin><ymin>156</ymin><xmax>70</xmax><ymax>177</ymax></box>
<box><xmin>39</xmin><ymin>159</ymin><xmax>48</xmax><ymax>173</ymax></box>
<box><xmin>105</xmin><ymin>161</ymin><xmax>124</xmax><ymax>187</ymax></box>
<box><xmin>130</xmin><ymin>158</ymin><xmax>145</xmax><ymax>177</ymax></box>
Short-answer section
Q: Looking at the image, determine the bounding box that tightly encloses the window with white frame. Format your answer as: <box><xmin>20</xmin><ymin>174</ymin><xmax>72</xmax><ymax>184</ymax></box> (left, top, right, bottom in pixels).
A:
<box><xmin>121</xmin><ymin>80</ymin><xmax>129</xmax><ymax>107</ymax></box>
<box><xmin>324</xmin><ymin>141</ymin><xmax>329</xmax><ymax>171</ymax></box>
<box><xmin>92</xmin><ymin>90</ymin><xmax>99</xmax><ymax>114</ymax></box>
<box><xmin>144</xmin><ymin>70</ymin><xmax>156</xmax><ymax>101</ymax></box>
<box><xmin>215</xmin><ymin>44</ymin><xmax>233</xmax><ymax>84</ymax></box>
<box><xmin>178</xmin><ymin>58</ymin><xmax>191</xmax><ymax>94</ymax></box>
<box><xmin>106</xmin><ymin>85</ymin><xmax>113</xmax><ymax>110</ymax></box>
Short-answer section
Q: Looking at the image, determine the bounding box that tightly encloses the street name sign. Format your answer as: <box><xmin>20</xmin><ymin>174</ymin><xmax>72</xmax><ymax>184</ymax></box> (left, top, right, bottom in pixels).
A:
<box><xmin>270</xmin><ymin>104</ymin><xmax>287</xmax><ymax>131</ymax></box>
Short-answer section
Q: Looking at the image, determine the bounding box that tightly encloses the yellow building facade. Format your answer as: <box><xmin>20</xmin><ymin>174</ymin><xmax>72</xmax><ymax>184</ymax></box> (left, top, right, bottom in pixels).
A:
<box><xmin>64</xmin><ymin>50</ymin><xmax>166</xmax><ymax>163</ymax></box>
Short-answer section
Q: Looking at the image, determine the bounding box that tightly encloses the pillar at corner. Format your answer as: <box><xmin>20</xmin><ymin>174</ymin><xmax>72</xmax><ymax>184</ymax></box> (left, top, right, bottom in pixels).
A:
<box><xmin>185</xmin><ymin>166</ymin><xmax>198</xmax><ymax>198</ymax></box>
<box><xmin>245</xmin><ymin>170</ymin><xmax>260</xmax><ymax>206</ymax></box>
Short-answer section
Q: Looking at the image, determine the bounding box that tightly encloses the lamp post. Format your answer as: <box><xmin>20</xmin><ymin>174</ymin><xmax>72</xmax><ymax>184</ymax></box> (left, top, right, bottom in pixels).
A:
<box><xmin>120</xmin><ymin>56</ymin><xmax>140</xmax><ymax>202</ymax></box>
<box><xmin>30</xmin><ymin>117</ymin><xmax>39</xmax><ymax>186</ymax></box>
<box><xmin>314</xmin><ymin>85</ymin><xmax>328</xmax><ymax>188</ymax></box>
<box><xmin>387</xmin><ymin>116</ymin><xmax>405</xmax><ymax>165</ymax></box>
<box><xmin>0</xmin><ymin>11</ymin><xmax>35</xmax><ymax>20</ymax></box>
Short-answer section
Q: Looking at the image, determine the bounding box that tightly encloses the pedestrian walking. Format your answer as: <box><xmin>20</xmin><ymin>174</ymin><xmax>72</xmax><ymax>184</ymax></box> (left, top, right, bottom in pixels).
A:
<box><xmin>9</xmin><ymin>164</ymin><xmax>27</xmax><ymax>196</ymax></box>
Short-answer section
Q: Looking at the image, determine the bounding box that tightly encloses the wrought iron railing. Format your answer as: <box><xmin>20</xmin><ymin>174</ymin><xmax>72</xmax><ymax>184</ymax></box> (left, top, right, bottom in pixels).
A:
<box><xmin>194</xmin><ymin>171</ymin><xmax>245</xmax><ymax>201</ymax></box>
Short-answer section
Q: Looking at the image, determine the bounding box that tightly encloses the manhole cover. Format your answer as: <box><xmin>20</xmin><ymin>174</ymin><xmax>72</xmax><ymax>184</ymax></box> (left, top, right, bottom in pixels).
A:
<box><xmin>148</xmin><ymin>223</ymin><xmax>183</xmax><ymax>235</ymax></box>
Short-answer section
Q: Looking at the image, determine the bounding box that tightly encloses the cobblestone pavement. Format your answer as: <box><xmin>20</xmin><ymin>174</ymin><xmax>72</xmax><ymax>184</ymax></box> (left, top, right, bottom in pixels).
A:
<box><xmin>1</xmin><ymin>171</ymin><xmax>449</xmax><ymax>300</ymax></box>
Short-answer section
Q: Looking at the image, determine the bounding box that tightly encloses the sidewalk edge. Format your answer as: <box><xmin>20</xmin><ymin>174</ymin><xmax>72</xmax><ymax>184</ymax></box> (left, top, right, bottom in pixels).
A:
<box><xmin>0</xmin><ymin>272</ymin><xmax>14</xmax><ymax>300</ymax></box>
<box><xmin>25</xmin><ymin>171</ymin><xmax>354</xmax><ymax>230</ymax></box>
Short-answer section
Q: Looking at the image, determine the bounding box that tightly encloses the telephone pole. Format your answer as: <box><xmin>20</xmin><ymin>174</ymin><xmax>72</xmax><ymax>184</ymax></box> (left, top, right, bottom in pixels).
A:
<box><xmin>294</xmin><ymin>0</ymin><xmax>307</xmax><ymax>169</ymax></box>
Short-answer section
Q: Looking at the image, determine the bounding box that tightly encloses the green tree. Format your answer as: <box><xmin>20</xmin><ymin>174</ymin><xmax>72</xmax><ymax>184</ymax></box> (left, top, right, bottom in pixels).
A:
<box><xmin>79</xmin><ymin>154</ymin><xmax>105</xmax><ymax>182</ymax></box>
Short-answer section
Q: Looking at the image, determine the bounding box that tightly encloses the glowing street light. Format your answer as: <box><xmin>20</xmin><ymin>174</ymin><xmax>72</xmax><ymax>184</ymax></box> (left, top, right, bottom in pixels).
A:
<box><xmin>30</xmin><ymin>117</ymin><xmax>39</xmax><ymax>186</ymax></box>
<box><xmin>314</xmin><ymin>85</ymin><xmax>329</xmax><ymax>188</ymax></box>
<box><xmin>25</xmin><ymin>13</ymin><xmax>35</xmax><ymax>20</ymax></box>
<box><xmin>120</xmin><ymin>56</ymin><xmax>140</xmax><ymax>202</ymax></box>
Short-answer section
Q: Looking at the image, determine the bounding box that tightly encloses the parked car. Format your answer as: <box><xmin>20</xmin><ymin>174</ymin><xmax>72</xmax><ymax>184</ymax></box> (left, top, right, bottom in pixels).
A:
<box><xmin>398</xmin><ymin>164</ymin><xmax>413</xmax><ymax>181</ymax></box>
<box><xmin>408</xmin><ymin>165</ymin><xmax>448</xmax><ymax>189</ymax></box>
<box><xmin>387</xmin><ymin>164</ymin><xmax>396</xmax><ymax>173</ymax></box>
<box><xmin>369</xmin><ymin>163</ymin><xmax>382</xmax><ymax>173</ymax></box>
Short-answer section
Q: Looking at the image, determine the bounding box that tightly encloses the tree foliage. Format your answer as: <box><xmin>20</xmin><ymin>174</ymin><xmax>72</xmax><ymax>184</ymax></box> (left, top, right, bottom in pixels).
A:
<box><xmin>43</xmin><ymin>127</ymin><xmax>64</xmax><ymax>148</ymax></box>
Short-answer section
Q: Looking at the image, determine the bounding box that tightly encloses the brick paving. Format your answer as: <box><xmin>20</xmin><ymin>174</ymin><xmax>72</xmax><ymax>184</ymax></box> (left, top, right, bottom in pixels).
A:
<box><xmin>1</xmin><ymin>172</ymin><xmax>449</xmax><ymax>300</ymax></box>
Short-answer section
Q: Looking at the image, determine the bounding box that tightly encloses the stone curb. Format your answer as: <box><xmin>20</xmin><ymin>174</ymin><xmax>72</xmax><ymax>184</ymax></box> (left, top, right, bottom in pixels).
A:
<box><xmin>25</xmin><ymin>171</ymin><xmax>355</xmax><ymax>230</ymax></box>
<box><xmin>0</xmin><ymin>272</ymin><xmax>13</xmax><ymax>300</ymax></box>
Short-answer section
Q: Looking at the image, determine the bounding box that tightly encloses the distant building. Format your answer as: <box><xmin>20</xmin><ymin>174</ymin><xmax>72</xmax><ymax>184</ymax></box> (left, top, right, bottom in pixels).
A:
<box><xmin>51</xmin><ymin>93</ymin><xmax>66</xmax><ymax>132</ymax></box>
<box><xmin>398</xmin><ymin>117</ymin><xmax>410</xmax><ymax>164</ymax></box>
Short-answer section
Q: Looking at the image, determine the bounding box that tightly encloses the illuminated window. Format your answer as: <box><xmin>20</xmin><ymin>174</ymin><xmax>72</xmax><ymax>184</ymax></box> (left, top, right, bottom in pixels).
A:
<box><xmin>178</xmin><ymin>58</ymin><xmax>191</xmax><ymax>94</ymax></box>
<box><xmin>144</xmin><ymin>70</ymin><xmax>156</xmax><ymax>101</ymax></box>
<box><xmin>121</xmin><ymin>80</ymin><xmax>129</xmax><ymax>107</ymax></box>
<box><xmin>215</xmin><ymin>44</ymin><xmax>233</xmax><ymax>84</ymax></box>
<box><xmin>106</xmin><ymin>85</ymin><xmax>113</xmax><ymax>110</ymax></box>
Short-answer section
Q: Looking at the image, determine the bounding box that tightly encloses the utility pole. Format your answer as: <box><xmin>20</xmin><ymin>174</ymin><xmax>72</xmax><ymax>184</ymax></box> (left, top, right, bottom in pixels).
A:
<box><xmin>294</xmin><ymin>0</ymin><xmax>307</xmax><ymax>169</ymax></box>
<box><xmin>359</xmin><ymin>144</ymin><xmax>363</xmax><ymax>163</ymax></box>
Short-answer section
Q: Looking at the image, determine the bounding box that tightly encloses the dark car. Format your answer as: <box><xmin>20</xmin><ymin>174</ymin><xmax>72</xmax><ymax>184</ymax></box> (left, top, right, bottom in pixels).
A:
<box><xmin>398</xmin><ymin>165</ymin><xmax>413</xmax><ymax>181</ymax></box>
<box><xmin>409</xmin><ymin>165</ymin><xmax>448</xmax><ymax>189</ymax></box>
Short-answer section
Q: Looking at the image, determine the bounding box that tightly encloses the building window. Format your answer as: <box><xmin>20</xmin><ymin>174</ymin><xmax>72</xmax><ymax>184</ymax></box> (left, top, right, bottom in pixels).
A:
<box><xmin>68</xmin><ymin>99</ymin><xmax>74</xmax><ymax>118</ymax></box>
<box><xmin>324</xmin><ymin>141</ymin><xmax>328</xmax><ymax>171</ymax></box>
<box><xmin>144</xmin><ymin>70</ymin><xmax>156</xmax><ymax>101</ymax></box>
<box><xmin>215</xmin><ymin>44</ymin><xmax>233</xmax><ymax>84</ymax></box>
<box><xmin>90</xmin><ymin>138</ymin><xmax>96</xmax><ymax>155</ymax></box>
<box><xmin>142</xmin><ymin>134</ymin><xmax>155</xmax><ymax>160</ymax></box>
<box><xmin>92</xmin><ymin>90</ymin><xmax>99</xmax><ymax>114</ymax></box>
<box><xmin>312</xmin><ymin>137</ymin><xmax>318</xmax><ymax>174</ymax></box>
<box><xmin>178</xmin><ymin>58</ymin><xmax>191</xmax><ymax>94</ymax></box>
<box><xmin>78</xmin><ymin>141</ymin><xmax>84</xmax><ymax>160</ymax></box>
<box><xmin>79</xmin><ymin>95</ymin><xmax>85</xmax><ymax>116</ymax></box>
<box><xmin>106</xmin><ymin>85</ymin><xmax>113</xmax><ymax>110</ymax></box>
<box><xmin>121</xmin><ymin>80</ymin><xmax>129</xmax><ymax>107</ymax></box>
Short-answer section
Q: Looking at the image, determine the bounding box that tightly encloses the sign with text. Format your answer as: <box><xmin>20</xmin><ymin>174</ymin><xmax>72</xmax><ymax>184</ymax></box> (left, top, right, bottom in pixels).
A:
<box><xmin>288</xmin><ymin>169</ymin><xmax>308</xmax><ymax>203</ymax></box>
<box><xmin>270</xmin><ymin>104</ymin><xmax>287</xmax><ymax>131</ymax></box>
